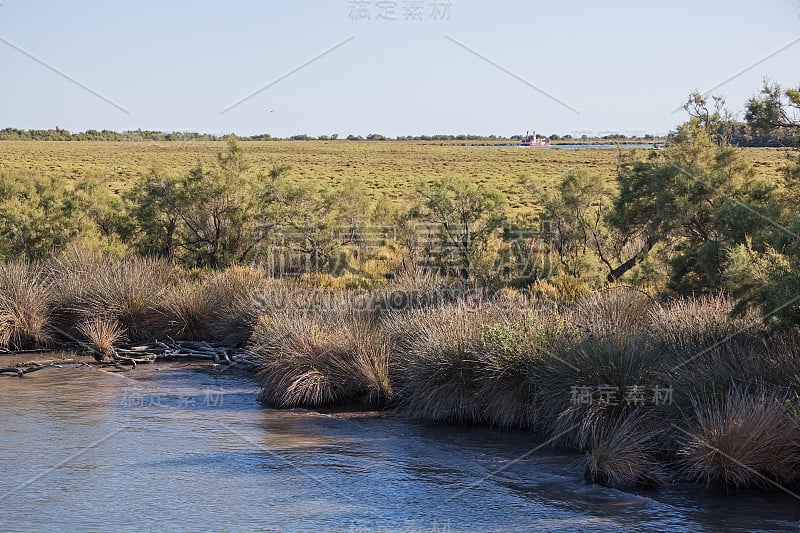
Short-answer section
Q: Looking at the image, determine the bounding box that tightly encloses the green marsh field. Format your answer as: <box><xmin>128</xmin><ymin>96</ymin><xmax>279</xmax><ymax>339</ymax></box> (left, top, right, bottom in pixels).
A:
<box><xmin>0</xmin><ymin>139</ymin><xmax>788</xmax><ymax>212</ymax></box>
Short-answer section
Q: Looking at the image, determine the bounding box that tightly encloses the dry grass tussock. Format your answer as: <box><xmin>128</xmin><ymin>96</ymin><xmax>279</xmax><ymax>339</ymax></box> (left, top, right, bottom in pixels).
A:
<box><xmin>385</xmin><ymin>303</ymin><xmax>576</xmax><ymax>427</ymax></box>
<box><xmin>77</xmin><ymin>316</ymin><xmax>126</xmax><ymax>359</ymax></box>
<box><xmin>647</xmin><ymin>292</ymin><xmax>766</xmax><ymax>356</ymax></box>
<box><xmin>583</xmin><ymin>410</ymin><xmax>668</xmax><ymax>488</ymax></box>
<box><xmin>0</xmin><ymin>260</ymin><xmax>54</xmax><ymax>350</ymax></box>
<box><xmin>251</xmin><ymin>304</ymin><xmax>391</xmax><ymax>408</ymax></box>
<box><xmin>678</xmin><ymin>385</ymin><xmax>800</xmax><ymax>489</ymax></box>
<box><xmin>50</xmin><ymin>256</ymin><xmax>178</xmax><ymax>341</ymax></box>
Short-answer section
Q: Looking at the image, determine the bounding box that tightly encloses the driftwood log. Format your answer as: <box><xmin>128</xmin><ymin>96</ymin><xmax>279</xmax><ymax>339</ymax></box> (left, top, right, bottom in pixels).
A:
<box><xmin>0</xmin><ymin>363</ymin><xmax>63</xmax><ymax>377</ymax></box>
<box><xmin>1</xmin><ymin>341</ymin><xmax>261</xmax><ymax>376</ymax></box>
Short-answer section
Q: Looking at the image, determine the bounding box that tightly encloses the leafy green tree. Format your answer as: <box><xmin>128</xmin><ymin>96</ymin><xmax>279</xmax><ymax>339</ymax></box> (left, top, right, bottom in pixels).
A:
<box><xmin>745</xmin><ymin>80</ymin><xmax>800</xmax><ymax>135</ymax></box>
<box><xmin>722</xmin><ymin>80</ymin><xmax>800</xmax><ymax>327</ymax></box>
<box><xmin>175</xmin><ymin>138</ymin><xmax>278</xmax><ymax>268</ymax></box>
<box><xmin>335</xmin><ymin>178</ymin><xmax>375</xmax><ymax>266</ymax></box>
<box><xmin>544</xmin><ymin>170</ymin><xmax>606</xmax><ymax>280</ymax></box>
<box><xmin>127</xmin><ymin>137</ymin><xmax>279</xmax><ymax>268</ymax></box>
<box><xmin>127</xmin><ymin>171</ymin><xmax>181</xmax><ymax>260</ymax></box>
<box><xmin>724</xmin><ymin>240</ymin><xmax>800</xmax><ymax>328</ymax></box>
<box><xmin>545</xmin><ymin>169</ymin><xmax>653</xmax><ymax>284</ymax></box>
<box><xmin>0</xmin><ymin>173</ymin><xmax>85</xmax><ymax>259</ymax></box>
<box><xmin>272</xmin><ymin>180</ymin><xmax>349</xmax><ymax>274</ymax></box>
<box><xmin>415</xmin><ymin>177</ymin><xmax>506</xmax><ymax>279</ymax></box>
<box><xmin>611</xmin><ymin>96</ymin><xmax>763</xmax><ymax>294</ymax></box>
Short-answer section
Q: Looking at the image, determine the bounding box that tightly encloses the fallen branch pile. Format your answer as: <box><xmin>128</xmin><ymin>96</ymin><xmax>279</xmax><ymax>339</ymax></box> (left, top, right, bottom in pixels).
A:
<box><xmin>109</xmin><ymin>340</ymin><xmax>261</xmax><ymax>369</ymax></box>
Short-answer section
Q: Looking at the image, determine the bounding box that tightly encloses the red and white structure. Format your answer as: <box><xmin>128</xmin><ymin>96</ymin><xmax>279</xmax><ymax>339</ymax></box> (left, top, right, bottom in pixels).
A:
<box><xmin>520</xmin><ymin>130</ymin><xmax>551</xmax><ymax>147</ymax></box>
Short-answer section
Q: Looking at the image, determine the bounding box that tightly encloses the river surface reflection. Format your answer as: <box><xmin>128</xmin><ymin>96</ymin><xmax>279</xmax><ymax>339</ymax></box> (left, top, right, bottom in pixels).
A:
<box><xmin>0</xmin><ymin>363</ymin><xmax>797</xmax><ymax>532</ymax></box>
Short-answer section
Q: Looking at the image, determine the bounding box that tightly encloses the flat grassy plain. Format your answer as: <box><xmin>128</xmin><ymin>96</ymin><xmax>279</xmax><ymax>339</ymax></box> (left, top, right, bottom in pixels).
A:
<box><xmin>0</xmin><ymin>140</ymin><xmax>788</xmax><ymax>210</ymax></box>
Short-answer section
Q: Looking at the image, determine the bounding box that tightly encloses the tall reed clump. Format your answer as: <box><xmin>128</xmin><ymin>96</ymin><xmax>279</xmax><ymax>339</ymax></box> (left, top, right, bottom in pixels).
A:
<box><xmin>570</xmin><ymin>286</ymin><xmax>654</xmax><ymax>340</ymax></box>
<box><xmin>582</xmin><ymin>410</ymin><xmax>668</xmax><ymax>488</ymax></box>
<box><xmin>537</xmin><ymin>332</ymin><xmax>671</xmax><ymax>449</ymax></box>
<box><xmin>649</xmin><ymin>293</ymin><xmax>800</xmax><ymax>406</ymax></box>
<box><xmin>386</xmin><ymin>302</ymin><xmax>576</xmax><ymax>427</ymax></box>
<box><xmin>371</xmin><ymin>270</ymin><xmax>467</xmax><ymax>313</ymax></box>
<box><xmin>251</xmin><ymin>301</ymin><xmax>391</xmax><ymax>408</ymax></box>
<box><xmin>678</xmin><ymin>385</ymin><xmax>800</xmax><ymax>489</ymax></box>
<box><xmin>203</xmin><ymin>266</ymin><xmax>276</xmax><ymax>346</ymax></box>
<box><xmin>386</xmin><ymin>303</ymin><xmax>489</xmax><ymax>423</ymax></box>
<box><xmin>473</xmin><ymin>309</ymin><xmax>564</xmax><ymax>428</ymax></box>
<box><xmin>160</xmin><ymin>279</ymin><xmax>218</xmax><ymax>340</ymax></box>
<box><xmin>647</xmin><ymin>292</ymin><xmax>765</xmax><ymax>358</ymax></box>
<box><xmin>0</xmin><ymin>260</ymin><xmax>55</xmax><ymax>350</ymax></box>
<box><xmin>55</xmin><ymin>256</ymin><xmax>178</xmax><ymax>342</ymax></box>
<box><xmin>47</xmin><ymin>249</ymin><xmax>102</xmax><ymax>335</ymax></box>
<box><xmin>535</xmin><ymin>289</ymin><xmax>668</xmax><ymax>445</ymax></box>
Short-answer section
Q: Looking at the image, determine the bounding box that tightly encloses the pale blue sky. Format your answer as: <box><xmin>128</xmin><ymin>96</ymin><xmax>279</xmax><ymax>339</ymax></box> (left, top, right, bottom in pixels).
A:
<box><xmin>0</xmin><ymin>0</ymin><xmax>798</xmax><ymax>137</ymax></box>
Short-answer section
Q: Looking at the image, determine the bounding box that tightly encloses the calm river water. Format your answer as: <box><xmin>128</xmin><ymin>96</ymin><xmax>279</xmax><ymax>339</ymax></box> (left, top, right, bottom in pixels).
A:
<box><xmin>0</xmin><ymin>364</ymin><xmax>797</xmax><ymax>532</ymax></box>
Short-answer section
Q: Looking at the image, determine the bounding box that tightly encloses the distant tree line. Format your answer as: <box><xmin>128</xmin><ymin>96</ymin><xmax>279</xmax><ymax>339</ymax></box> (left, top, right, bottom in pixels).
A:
<box><xmin>0</xmin><ymin>128</ymin><xmax>226</xmax><ymax>142</ymax></box>
<box><xmin>0</xmin><ymin>129</ymin><xmax>518</xmax><ymax>142</ymax></box>
<box><xmin>8</xmin><ymin>127</ymin><xmax>791</xmax><ymax>145</ymax></box>
<box><xmin>0</xmin><ymin>128</ymin><xmax>675</xmax><ymax>144</ymax></box>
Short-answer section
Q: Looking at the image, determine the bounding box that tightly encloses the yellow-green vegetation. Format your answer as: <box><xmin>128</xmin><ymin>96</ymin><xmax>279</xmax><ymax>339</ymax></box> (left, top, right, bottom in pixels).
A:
<box><xmin>2</xmin><ymin>132</ymin><xmax>797</xmax><ymax>308</ymax></box>
<box><xmin>0</xmin><ymin>139</ymin><xmax>788</xmax><ymax>212</ymax></box>
<box><xmin>0</xmin><ymin>140</ymin><xmax>611</xmax><ymax>212</ymax></box>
